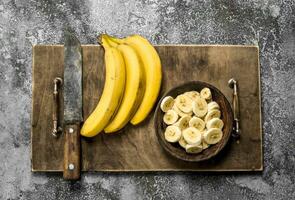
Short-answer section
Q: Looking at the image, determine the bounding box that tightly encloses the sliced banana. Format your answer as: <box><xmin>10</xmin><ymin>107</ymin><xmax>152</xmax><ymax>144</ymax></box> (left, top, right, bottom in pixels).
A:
<box><xmin>207</xmin><ymin>101</ymin><xmax>220</xmax><ymax>111</ymax></box>
<box><xmin>175</xmin><ymin>94</ymin><xmax>193</xmax><ymax>113</ymax></box>
<box><xmin>163</xmin><ymin>110</ymin><xmax>179</xmax><ymax>125</ymax></box>
<box><xmin>175</xmin><ymin>115</ymin><xmax>191</xmax><ymax>130</ymax></box>
<box><xmin>162</xmin><ymin>87</ymin><xmax>225</xmax><ymax>150</ymax></box>
<box><xmin>182</xmin><ymin>127</ymin><xmax>202</xmax><ymax>145</ymax></box>
<box><xmin>184</xmin><ymin>91</ymin><xmax>200</xmax><ymax>101</ymax></box>
<box><xmin>164</xmin><ymin>125</ymin><xmax>182</xmax><ymax>143</ymax></box>
<box><xmin>172</xmin><ymin>105</ymin><xmax>192</xmax><ymax>117</ymax></box>
<box><xmin>192</xmin><ymin>97</ymin><xmax>208</xmax><ymax>118</ymax></box>
<box><xmin>206</xmin><ymin>118</ymin><xmax>224</xmax><ymax>129</ymax></box>
<box><xmin>202</xmin><ymin>141</ymin><xmax>210</xmax><ymax>150</ymax></box>
<box><xmin>204</xmin><ymin>128</ymin><xmax>223</xmax><ymax>144</ymax></box>
<box><xmin>160</xmin><ymin>96</ymin><xmax>175</xmax><ymax>112</ymax></box>
<box><xmin>189</xmin><ymin>116</ymin><xmax>205</xmax><ymax>131</ymax></box>
<box><xmin>185</xmin><ymin>144</ymin><xmax>203</xmax><ymax>154</ymax></box>
<box><xmin>178</xmin><ymin>136</ymin><xmax>188</xmax><ymax>149</ymax></box>
<box><xmin>200</xmin><ymin>87</ymin><xmax>212</xmax><ymax>100</ymax></box>
<box><xmin>204</xmin><ymin>109</ymin><xmax>221</xmax><ymax>122</ymax></box>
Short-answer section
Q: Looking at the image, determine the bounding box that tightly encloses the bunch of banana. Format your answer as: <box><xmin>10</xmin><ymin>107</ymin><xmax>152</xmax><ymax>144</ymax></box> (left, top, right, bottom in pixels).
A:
<box><xmin>80</xmin><ymin>37</ymin><xmax>126</xmax><ymax>137</ymax></box>
<box><xmin>81</xmin><ymin>34</ymin><xmax>162</xmax><ymax>137</ymax></box>
<box><xmin>161</xmin><ymin>87</ymin><xmax>224</xmax><ymax>154</ymax></box>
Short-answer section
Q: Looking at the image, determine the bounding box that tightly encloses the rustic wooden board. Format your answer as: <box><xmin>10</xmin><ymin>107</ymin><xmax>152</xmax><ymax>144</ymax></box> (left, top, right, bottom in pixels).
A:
<box><xmin>31</xmin><ymin>45</ymin><xmax>262</xmax><ymax>172</ymax></box>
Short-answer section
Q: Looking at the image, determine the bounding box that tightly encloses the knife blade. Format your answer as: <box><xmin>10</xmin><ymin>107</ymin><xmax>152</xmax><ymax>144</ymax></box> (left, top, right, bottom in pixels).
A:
<box><xmin>63</xmin><ymin>30</ymin><xmax>82</xmax><ymax>180</ymax></box>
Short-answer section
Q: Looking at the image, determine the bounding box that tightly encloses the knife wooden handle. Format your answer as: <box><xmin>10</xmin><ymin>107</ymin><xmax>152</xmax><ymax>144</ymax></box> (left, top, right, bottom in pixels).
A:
<box><xmin>63</xmin><ymin>123</ymin><xmax>81</xmax><ymax>180</ymax></box>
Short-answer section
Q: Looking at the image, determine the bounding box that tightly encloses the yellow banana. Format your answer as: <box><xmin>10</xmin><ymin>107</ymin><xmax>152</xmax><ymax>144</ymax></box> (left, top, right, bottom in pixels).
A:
<box><xmin>106</xmin><ymin>34</ymin><xmax>162</xmax><ymax>125</ymax></box>
<box><xmin>104</xmin><ymin>42</ymin><xmax>145</xmax><ymax>133</ymax></box>
<box><xmin>80</xmin><ymin>37</ymin><xmax>126</xmax><ymax>137</ymax></box>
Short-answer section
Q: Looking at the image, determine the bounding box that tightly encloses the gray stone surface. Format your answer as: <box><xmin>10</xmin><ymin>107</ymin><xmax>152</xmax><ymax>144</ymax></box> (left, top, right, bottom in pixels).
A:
<box><xmin>0</xmin><ymin>0</ymin><xmax>294</xmax><ymax>199</ymax></box>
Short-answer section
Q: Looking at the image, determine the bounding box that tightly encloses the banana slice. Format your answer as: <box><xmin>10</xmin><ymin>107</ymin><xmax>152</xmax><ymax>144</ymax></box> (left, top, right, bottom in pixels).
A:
<box><xmin>178</xmin><ymin>136</ymin><xmax>188</xmax><ymax>149</ymax></box>
<box><xmin>200</xmin><ymin>87</ymin><xmax>212</xmax><ymax>101</ymax></box>
<box><xmin>164</xmin><ymin>125</ymin><xmax>182</xmax><ymax>143</ymax></box>
<box><xmin>182</xmin><ymin>127</ymin><xmax>202</xmax><ymax>145</ymax></box>
<box><xmin>163</xmin><ymin>110</ymin><xmax>179</xmax><ymax>125</ymax></box>
<box><xmin>204</xmin><ymin>128</ymin><xmax>223</xmax><ymax>144</ymax></box>
<box><xmin>175</xmin><ymin>115</ymin><xmax>191</xmax><ymax>130</ymax></box>
<box><xmin>192</xmin><ymin>97</ymin><xmax>208</xmax><ymax>118</ymax></box>
<box><xmin>204</xmin><ymin>109</ymin><xmax>221</xmax><ymax>122</ymax></box>
<box><xmin>175</xmin><ymin>94</ymin><xmax>193</xmax><ymax>113</ymax></box>
<box><xmin>207</xmin><ymin>101</ymin><xmax>220</xmax><ymax>111</ymax></box>
<box><xmin>185</xmin><ymin>144</ymin><xmax>203</xmax><ymax>154</ymax></box>
<box><xmin>206</xmin><ymin>118</ymin><xmax>224</xmax><ymax>129</ymax></box>
<box><xmin>189</xmin><ymin>116</ymin><xmax>205</xmax><ymax>131</ymax></box>
<box><xmin>173</xmin><ymin>105</ymin><xmax>192</xmax><ymax>117</ymax></box>
<box><xmin>160</xmin><ymin>96</ymin><xmax>175</xmax><ymax>112</ymax></box>
<box><xmin>202</xmin><ymin>141</ymin><xmax>210</xmax><ymax>150</ymax></box>
<box><xmin>184</xmin><ymin>91</ymin><xmax>200</xmax><ymax>101</ymax></box>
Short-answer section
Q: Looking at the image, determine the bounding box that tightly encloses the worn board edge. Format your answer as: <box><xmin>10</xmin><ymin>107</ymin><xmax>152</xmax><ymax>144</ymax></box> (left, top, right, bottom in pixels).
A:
<box><xmin>32</xmin><ymin>44</ymin><xmax>259</xmax><ymax>48</ymax></box>
<box><xmin>32</xmin><ymin>168</ymin><xmax>263</xmax><ymax>172</ymax></box>
<box><xmin>31</xmin><ymin>44</ymin><xmax>263</xmax><ymax>172</ymax></box>
<box><xmin>31</xmin><ymin>45</ymin><xmax>36</xmax><ymax>172</ymax></box>
<box><xmin>257</xmin><ymin>45</ymin><xmax>264</xmax><ymax>171</ymax></box>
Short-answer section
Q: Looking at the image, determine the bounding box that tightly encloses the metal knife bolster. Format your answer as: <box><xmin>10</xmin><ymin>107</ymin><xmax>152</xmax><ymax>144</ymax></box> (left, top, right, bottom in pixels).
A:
<box><xmin>63</xmin><ymin>31</ymin><xmax>83</xmax><ymax>180</ymax></box>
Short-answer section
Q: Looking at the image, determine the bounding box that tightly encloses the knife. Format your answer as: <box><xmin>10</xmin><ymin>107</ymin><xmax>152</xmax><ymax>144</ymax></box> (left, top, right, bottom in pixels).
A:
<box><xmin>63</xmin><ymin>30</ymin><xmax>83</xmax><ymax>180</ymax></box>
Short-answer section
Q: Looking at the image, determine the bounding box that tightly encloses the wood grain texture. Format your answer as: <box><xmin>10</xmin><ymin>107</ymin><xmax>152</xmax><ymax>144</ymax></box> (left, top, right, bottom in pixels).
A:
<box><xmin>31</xmin><ymin>45</ymin><xmax>262</xmax><ymax>172</ymax></box>
<box><xmin>31</xmin><ymin>45</ymin><xmax>64</xmax><ymax>171</ymax></box>
<box><xmin>155</xmin><ymin>81</ymin><xmax>233</xmax><ymax>162</ymax></box>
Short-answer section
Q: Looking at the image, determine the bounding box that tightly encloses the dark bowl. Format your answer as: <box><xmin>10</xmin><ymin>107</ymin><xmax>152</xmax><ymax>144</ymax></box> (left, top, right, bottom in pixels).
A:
<box><xmin>154</xmin><ymin>81</ymin><xmax>233</xmax><ymax>162</ymax></box>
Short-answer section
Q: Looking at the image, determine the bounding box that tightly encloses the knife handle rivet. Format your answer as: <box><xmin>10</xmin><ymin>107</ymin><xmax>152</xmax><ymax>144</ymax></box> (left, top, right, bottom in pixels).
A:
<box><xmin>68</xmin><ymin>163</ymin><xmax>75</xmax><ymax>170</ymax></box>
<box><xmin>69</xmin><ymin>128</ymin><xmax>74</xmax><ymax>133</ymax></box>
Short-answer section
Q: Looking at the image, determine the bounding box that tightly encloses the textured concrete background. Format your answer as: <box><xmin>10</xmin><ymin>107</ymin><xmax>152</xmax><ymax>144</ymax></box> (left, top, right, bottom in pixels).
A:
<box><xmin>0</xmin><ymin>0</ymin><xmax>294</xmax><ymax>199</ymax></box>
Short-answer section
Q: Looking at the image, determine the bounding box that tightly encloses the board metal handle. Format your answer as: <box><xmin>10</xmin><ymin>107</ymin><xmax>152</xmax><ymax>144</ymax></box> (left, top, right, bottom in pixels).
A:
<box><xmin>52</xmin><ymin>77</ymin><xmax>63</xmax><ymax>137</ymax></box>
<box><xmin>228</xmin><ymin>78</ymin><xmax>240</xmax><ymax>139</ymax></box>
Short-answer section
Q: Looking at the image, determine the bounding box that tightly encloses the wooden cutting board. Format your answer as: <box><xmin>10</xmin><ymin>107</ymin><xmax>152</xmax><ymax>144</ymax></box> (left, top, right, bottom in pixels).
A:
<box><xmin>31</xmin><ymin>45</ymin><xmax>262</xmax><ymax>172</ymax></box>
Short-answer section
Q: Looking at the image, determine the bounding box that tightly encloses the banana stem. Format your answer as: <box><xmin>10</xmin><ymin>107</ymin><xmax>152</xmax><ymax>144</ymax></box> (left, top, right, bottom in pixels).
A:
<box><xmin>98</xmin><ymin>34</ymin><xmax>127</xmax><ymax>49</ymax></box>
<box><xmin>105</xmin><ymin>36</ymin><xmax>120</xmax><ymax>47</ymax></box>
<box><xmin>98</xmin><ymin>34</ymin><xmax>112</xmax><ymax>48</ymax></box>
<box><xmin>97</xmin><ymin>34</ymin><xmax>103</xmax><ymax>45</ymax></box>
<box><xmin>105</xmin><ymin>35</ymin><xmax>124</xmax><ymax>45</ymax></box>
